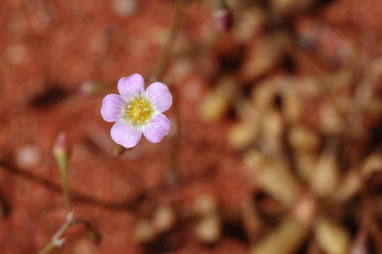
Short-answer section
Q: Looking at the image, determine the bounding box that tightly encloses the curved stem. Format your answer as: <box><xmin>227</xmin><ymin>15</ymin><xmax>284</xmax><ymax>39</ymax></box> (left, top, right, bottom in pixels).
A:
<box><xmin>38</xmin><ymin>213</ymin><xmax>72</xmax><ymax>254</ymax></box>
<box><xmin>38</xmin><ymin>242</ymin><xmax>55</xmax><ymax>254</ymax></box>
<box><xmin>38</xmin><ymin>215</ymin><xmax>99</xmax><ymax>254</ymax></box>
<box><xmin>152</xmin><ymin>0</ymin><xmax>182</xmax><ymax>82</ymax></box>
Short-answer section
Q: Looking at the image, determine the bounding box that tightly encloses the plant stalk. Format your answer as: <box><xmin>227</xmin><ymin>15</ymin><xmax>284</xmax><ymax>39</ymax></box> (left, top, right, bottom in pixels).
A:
<box><xmin>152</xmin><ymin>0</ymin><xmax>182</xmax><ymax>82</ymax></box>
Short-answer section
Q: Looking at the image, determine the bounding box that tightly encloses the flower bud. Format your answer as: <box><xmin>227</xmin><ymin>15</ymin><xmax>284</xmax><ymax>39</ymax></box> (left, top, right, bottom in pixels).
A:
<box><xmin>53</xmin><ymin>132</ymin><xmax>70</xmax><ymax>160</ymax></box>
<box><xmin>213</xmin><ymin>8</ymin><xmax>233</xmax><ymax>32</ymax></box>
<box><xmin>53</xmin><ymin>132</ymin><xmax>72</xmax><ymax>211</ymax></box>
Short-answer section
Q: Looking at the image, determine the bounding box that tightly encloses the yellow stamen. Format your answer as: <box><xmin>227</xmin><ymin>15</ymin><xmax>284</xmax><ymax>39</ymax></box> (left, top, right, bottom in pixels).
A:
<box><xmin>123</xmin><ymin>96</ymin><xmax>154</xmax><ymax>126</ymax></box>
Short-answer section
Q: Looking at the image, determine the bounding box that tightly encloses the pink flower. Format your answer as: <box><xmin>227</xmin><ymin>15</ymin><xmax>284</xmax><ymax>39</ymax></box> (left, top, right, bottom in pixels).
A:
<box><xmin>100</xmin><ymin>73</ymin><xmax>172</xmax><ymax>148</ymax></box>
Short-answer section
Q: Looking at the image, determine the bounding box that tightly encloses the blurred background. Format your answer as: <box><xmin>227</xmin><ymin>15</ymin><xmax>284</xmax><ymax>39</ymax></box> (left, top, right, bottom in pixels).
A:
<box><xmin>0</xmin><ymin>0</ymin><xmax>381</xmax><ymax>253</ymax></box>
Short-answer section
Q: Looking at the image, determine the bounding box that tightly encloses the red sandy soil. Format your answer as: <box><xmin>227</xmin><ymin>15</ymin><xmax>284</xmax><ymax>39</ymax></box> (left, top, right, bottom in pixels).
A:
<box><xmin>0</xmin><ymin>0</ymin><xmax>380</xmax><ymax>254</ymax></box>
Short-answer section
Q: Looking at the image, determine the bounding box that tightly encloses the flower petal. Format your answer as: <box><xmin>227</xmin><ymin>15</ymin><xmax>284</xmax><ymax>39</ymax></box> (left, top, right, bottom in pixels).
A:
<box><xmin>111</xmin><ymin>121</ymin><xmax>142</xmax><ymax>148</ymax></box>
<box><xmin>146</xmin><ymin>82</ymin><xmax>173</xmax><ymax>113</ymax></box>
<box><xmin>143</xmin><ymin>113</ymin><xmax>170</xmax><ymax>143</ymax></box>
<box><xmin>100</xmin><ymin>94</ymin><xmax>124</xmax><ymax>122</ymax></box>
<box><xmin>118</xmin><ymin>73</ymin><xmax>145</xmax><ymax>100</ymax></box>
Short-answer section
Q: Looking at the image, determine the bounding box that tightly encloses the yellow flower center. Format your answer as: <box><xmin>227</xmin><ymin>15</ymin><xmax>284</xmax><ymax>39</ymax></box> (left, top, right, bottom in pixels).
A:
<box><xmin>122</xmin><ymin>96</ymin><xmax>155</xmax><ymax>126</ymax></box>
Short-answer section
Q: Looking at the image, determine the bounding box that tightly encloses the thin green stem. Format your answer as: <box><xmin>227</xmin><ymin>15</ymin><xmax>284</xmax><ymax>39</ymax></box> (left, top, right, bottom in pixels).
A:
<box><xmin>38</xmin><ymin>215</ymin><xmax>99</xmax><ymax>254</ymax></box>
<box><xmin>152</xmin><ymin>0</ymin><xmax>182</xmax><ymax>82</ymax></box>
<box><xmin>38</xmin><ymin>241</ymin><xmax>55</xmax><ymax>254</ymax></box>
<box><xmin>167</xmin><ymin>87</ymin><xmax>180</xmax><ymax>185</ymax></box>
<box><xmin>72</xmin><ymin>218</ymin><xmax>101</xmax><ymax>242</ymax></box>
<box><xmin>152</xmin><ymin>0</ymin><xmax>183</xmax><ymax>184</ymax></box>
<box><xmin>57</xmin><ymin>155</ymin><xmax>71</xmax><ymax>211</ymax></box>
<box><xmin>39</xmin><ymin>214</ymin><xmax>72</xmax><ymax>254</ymax></box>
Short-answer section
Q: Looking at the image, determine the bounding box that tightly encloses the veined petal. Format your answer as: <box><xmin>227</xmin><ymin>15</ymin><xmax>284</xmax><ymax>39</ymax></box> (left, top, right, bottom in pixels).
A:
<box><xmin>143</xmin><ymin>113</ymin><xmax>170</xmax><ymax>143</ymax></box>
<box><xmin>100</xmin><ymin>94</ymin><xmax>124</xmax><ymax>122</ymax></box>
<box><xmin>146</xmin><ymin>82</ymin><xmax>172</xmax><ymax>113</ymax></box>
<box><xmin>118</xmin><ymin>73</ymin><xmax>145</xmax><ymax>100</ymax></box>
<box><xmin>111</xmin><ymin>121</ymin><xmax>142</xmax><ymax>148</ymax></box>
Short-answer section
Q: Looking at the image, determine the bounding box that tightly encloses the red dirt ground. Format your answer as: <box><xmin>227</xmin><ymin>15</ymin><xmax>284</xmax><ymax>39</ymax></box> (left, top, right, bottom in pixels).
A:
<box><xmin>0</xmin><ymin>0</ymin><xmax>381</xmax><ymax>254</ymax></box>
